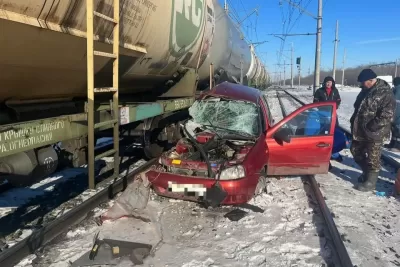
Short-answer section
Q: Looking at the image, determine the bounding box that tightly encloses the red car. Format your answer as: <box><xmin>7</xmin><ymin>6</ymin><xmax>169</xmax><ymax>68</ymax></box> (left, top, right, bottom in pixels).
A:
<box><xmin>147</xmin><ymin>82</ymin><xmax>337</xmax><ymax>206</ymax></box>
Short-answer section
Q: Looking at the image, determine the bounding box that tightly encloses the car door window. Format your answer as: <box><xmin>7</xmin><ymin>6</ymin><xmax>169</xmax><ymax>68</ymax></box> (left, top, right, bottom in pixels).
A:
<box><xmin>280</xmin><ymin>105</ymin><xmax>333</xmax><ymax>137</ymax></box>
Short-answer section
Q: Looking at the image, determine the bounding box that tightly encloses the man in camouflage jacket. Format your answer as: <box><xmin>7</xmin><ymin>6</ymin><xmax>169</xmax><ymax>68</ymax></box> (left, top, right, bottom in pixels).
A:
<box><xmin>350</xmin><ymin>69</ymin><xmax>395</xmax><ymax>192</ymax></box>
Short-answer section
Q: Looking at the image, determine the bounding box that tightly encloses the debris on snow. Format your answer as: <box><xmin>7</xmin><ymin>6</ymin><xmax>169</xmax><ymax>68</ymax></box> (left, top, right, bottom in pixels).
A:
<box><xmin>16</xmin><ymin>178</ymin><xmax>335</xmax><ymax>267</ymax></box>
<box><xmin>223</xmin><ymin>209</ymin><xmax>248</xmax><ymax>221</ymax></box>
<box><xmin>101</xmin><ymin>172</ymin><xmax>151</xmax><ymax>222</ymax></box>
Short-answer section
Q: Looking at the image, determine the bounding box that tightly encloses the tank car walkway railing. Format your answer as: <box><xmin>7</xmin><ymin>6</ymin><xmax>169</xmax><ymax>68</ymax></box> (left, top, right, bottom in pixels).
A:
<box><xmin>86</xmin><ymin>0</ymin><xmax>120</xmax><ymax>189</ymax></box>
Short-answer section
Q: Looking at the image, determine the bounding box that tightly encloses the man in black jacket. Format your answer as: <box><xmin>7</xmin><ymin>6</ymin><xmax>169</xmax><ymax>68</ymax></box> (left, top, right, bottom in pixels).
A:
<box><xmin>313</xmin><ymin>76</ymin><xmax>342</xmax><ymax>169</ymax></box>
<box><xmin>350</xmin><ymin>69</ymin><xmax>395</xmax><ymax>191</ymax></box>
<box><xmin>313</xmin><ymin>76</ymin><xmax>342</xmax><ymax>109</ymax></box>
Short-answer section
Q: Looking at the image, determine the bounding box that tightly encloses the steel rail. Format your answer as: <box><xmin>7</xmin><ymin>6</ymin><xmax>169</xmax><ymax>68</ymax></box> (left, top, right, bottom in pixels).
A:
<box><xmin>0</xmin><ymin>158</ymin><xmax>157</xmax><ymax>267</ymax></box>
<box><xmin>276</xmin><ymin>91</ymin><xmax>354</xmax><ymax>267</ymax></box>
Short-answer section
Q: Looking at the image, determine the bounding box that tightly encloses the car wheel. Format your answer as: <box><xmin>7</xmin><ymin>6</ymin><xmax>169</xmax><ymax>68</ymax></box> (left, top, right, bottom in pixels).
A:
<box><xmin>255</xmin><ymin>176</ymin><xmax>268</xmax><ymax>196</ymax></box>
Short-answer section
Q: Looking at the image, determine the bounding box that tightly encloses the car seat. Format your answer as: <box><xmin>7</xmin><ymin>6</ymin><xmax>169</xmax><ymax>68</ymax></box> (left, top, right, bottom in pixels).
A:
<box><xmin>304</xmin><ymin>110</ymin><xmax>331</xmax><ymax>136</ymax></box>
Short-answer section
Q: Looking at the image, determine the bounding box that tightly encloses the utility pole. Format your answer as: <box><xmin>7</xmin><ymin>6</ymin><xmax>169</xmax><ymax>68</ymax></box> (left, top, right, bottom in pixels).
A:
<box><xmin>296</xmin><ymin>57</ymin><xmax>301</xmax><ymax>87</ymax></box>
<box><xmin>332</xmin><ymin>20</ymin><xmax>339</xmax><ymax>80</ymax></box>
<box><xmin>224</xmin><ymin>0</ymin><xmax>228</xmax><ymax>13</ymax></box>
<box><xmin>313</xmin><ymin>0</ymin><xmax>323</xmax><ymax>94</ymax></box>
<box><xmin>298</xmin><ymin>65</ymin><xmax>301</xmax><ymax>86</ymax></box>
<box><xmin>240</xmin><ymin>58</ymin><xmax>243</xmax><ymax>84</ymax></box>
<box><xmin>291</xmin><ymin>43</ymin><xmax>294</xmax><ymax>88</ymax></box>
<box><xmin>396</xmin><ymin>59</ymin><xmax>398</xmax><ymax>77</ymax></box>
<box><xmin>275</xmin><ymin>61</ymin><xmax>291</xmax><ymax>85</ymax></box>
<box><xmin>308</xmin><ymin>66</ymin><xmax>311</xmax><ymax>76</ymax></box>
<box><xmin>283</xmin><ymin>59</ymin><xmax>286</xmax><ymax>86</ymax></box>
<box><xmin>280</xmin><ymin>0</ymin><xmax>323</xmax><ymax>94</ymax></box>
<box><xmin>279</xmin><ymin>72</ymin><xmax>282</xmax><ymax>85</ymax></box>
<box><xmin>341</xmin><ymin>48</ymin><xmax>346</xmax><ymax>88</ymax></box>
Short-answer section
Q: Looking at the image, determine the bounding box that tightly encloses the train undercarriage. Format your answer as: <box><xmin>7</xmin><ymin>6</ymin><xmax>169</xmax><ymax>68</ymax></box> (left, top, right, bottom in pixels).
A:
<box><xmin>0</xmin><ymin>70</ymin><xmax>198</xmax><ymax>187</ymax></box>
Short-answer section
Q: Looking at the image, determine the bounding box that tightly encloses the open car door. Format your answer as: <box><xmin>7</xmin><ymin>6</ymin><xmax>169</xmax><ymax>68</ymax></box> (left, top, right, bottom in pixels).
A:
<box><xmin>265</xmin><ymin>101</ymin><xmax>337</xmax><ymax>176</ymax></box>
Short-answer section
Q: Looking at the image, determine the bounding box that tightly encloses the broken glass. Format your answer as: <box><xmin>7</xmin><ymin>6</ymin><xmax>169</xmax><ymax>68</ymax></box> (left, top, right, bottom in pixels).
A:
<box><xmin>188</xmin><ymin>98</ymin><xmax>259</xmax><ymax>136</ymax></box>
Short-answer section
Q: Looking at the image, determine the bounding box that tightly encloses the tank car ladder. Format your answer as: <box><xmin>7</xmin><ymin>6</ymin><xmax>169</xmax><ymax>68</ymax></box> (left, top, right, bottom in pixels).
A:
<box><xmin>86</xmin><ymin>0</ymin><xmax>120</xmax><ymax>189</ymax></box>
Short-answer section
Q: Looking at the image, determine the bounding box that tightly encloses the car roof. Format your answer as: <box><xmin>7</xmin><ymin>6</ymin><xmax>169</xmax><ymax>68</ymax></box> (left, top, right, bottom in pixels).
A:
<box><xmin>201</xmin><ymin>82</ymin><xmax>262</xmax><ymax>104</ymax></box>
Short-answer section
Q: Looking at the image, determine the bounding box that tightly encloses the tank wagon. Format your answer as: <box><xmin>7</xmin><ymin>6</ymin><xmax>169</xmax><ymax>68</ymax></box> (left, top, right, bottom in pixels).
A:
<box><xmin>0</xmin><ymin>0</ymin><xmax>269</xmax><ymax>186</ymax></box>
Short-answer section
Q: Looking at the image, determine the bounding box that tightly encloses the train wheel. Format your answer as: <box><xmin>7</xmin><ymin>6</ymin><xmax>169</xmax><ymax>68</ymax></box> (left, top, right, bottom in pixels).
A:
<box><xmin>143</xmin><ymin>117</ymin><xmax>182</xmax><ymax>159</ymax></box>
<box><xmin>143</xmin><ymin>117</ymin><xmax>166</xmax><ymax>159</ymax></box>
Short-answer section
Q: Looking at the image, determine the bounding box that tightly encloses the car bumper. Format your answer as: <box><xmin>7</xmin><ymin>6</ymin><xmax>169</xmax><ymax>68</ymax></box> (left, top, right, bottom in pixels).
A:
<box><xmin>147</xmin><ymin>170</ymin><xmax>258</xmax><ymax>205</ymax></box>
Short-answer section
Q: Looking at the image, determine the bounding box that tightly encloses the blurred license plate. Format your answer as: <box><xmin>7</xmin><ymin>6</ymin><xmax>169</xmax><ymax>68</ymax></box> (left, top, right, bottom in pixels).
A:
<box><xmin>168</xmin><ymin>181</ymin><xmax>207</xmax><ymax>197</ymax></box>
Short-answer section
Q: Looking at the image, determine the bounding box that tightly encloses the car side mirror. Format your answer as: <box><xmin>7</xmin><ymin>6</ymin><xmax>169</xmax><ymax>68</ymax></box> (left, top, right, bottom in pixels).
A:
<box><xmin>274</xmin><ymin>127</ymin><xmax>291</xmax><ymax>143</ymax></box>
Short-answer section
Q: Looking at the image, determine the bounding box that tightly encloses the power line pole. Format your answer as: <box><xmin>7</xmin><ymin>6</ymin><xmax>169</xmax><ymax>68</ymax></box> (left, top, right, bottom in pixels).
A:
<box><xmin>279</xmin><ymin>72</ymin><xmax>282</xmax><ymax>85</ymax></box>
<box><xmin>283</xmin><ymin>59</ymin><xmax>286</xmax><ymax>86</ymax></box>
<box><xmin>395</xmin><ymin>59</ymin><xmax>398</xmax><ymax>77</ymax></box>
<box><xmin>291</xmin><ymin>43</ymin><xmax>294</xmax><ymax>88</ymax></box>
<box><xmin>332</xmin><ymin>20</ymin><xmax>339</xmax><ymax>80</ymax></box>
<box><xmin>224</xmin><ymin>0</ymin><xmax>228</xmax><ymax>13</ymax></box>
<box><xmin>298</xmin><ymin>65</ymin><xmax>301</xmax><ymax>86</ymax></box>
<box><xmin>341</xmin><ymin>48</ymin><xmax>346</xmax><ymax>87</ymax></box>
<box><xmin>279</xmin><ymin>0</ymin><xmax>323</xmax><ymax>93</ymax></box>
<box><xmin>313</xmin><ymin>0</ymin><xmax>323</xmax><ymax>94</ymax></box>
<box><xmin>308</xmin><ymin>66</ymin><xmax>311</xmax><ymax>76</ymax></box>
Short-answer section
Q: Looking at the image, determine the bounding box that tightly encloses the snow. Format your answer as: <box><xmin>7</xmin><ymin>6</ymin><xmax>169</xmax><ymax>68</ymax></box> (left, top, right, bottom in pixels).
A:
<box><xmin>267</xmin><ymin>90</ymin><xmax>400</xmax><ymax>266</ymax></box>
<box><xmin>18</xmin><ymin>179</ymin><xmax>342</xmax><ymax>267</ymax></box>
<box><xmin>0</xmin><ymin>157</ymin><xmax>147</xmax><ymax>250</ymax></box>
<box><xmin>0</xmin><ymin>169</ymin><xmax>85</xmax><ymax>218</ymax></box>
<box><xmin>264</xmin><ymin>91</ymin><xmax>283</xmax><ymax>123</ymax></box>
<box><xmin>0</xmin><ymin>138</ymin><xmax>121</xmax><ymax>218</ymax></box>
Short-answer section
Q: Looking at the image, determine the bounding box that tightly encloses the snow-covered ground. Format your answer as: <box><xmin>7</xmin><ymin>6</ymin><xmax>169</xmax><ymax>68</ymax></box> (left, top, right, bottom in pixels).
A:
<box><xmin>17</xmin><ymin>178</ymin><xmax>343</xmax><ymax>267</ymax></box>
<box><xmin>264</xmin><ymin>91</ymin><xmax>283</xmax><ymax>124</ymax></box>
<box><xmin>0</xmin><ymin>138</ymin><xmax>116</xmax><ymax>218</ymax></box>
<box><xmin>268</xmin><ymin>90</ymin><xmax>400</xmax><ymax>267</ymax></box>
<box><xmin>2</xmin><ymin>158</ymin><xmax>147</xmax><ymax>250</ymax></box>
<box><xmin>0</xmin><ymin>137</ymin><xmax>147</xmax><ymax>250</ymax></box>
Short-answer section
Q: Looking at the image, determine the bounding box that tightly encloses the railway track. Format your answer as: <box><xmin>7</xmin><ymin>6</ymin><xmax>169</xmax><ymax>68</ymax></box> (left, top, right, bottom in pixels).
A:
<box><xmin>0</xmin><ymin>156</ymin><xmax>157</xmax><ymax>266</ymax></box>
<box><xmin>276</xmin><ymin>92</ymin><xmax>354</xmax><ymax>267</ymax></box>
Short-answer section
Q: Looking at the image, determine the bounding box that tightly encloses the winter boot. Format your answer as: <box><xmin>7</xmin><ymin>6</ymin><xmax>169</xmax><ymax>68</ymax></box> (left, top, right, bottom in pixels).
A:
<box><xmin>357</xmin><ymin>173</ymin><xmax>366</xmax><ymax>183</ymax></box>
<box><xmin>357</xmin><ymin>164</ymin><xmax>368</xmax><ymax>183</ymax></box>
<box><xmin>356</xmin><ymin>171</ymin><xmax>379</xmax><ymax>192</ymax></box>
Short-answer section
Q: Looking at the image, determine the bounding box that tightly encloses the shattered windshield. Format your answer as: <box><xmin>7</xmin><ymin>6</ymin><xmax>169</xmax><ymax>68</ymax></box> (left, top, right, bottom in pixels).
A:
<box><xmin>188</xmin><ymin>98</ymin><xmax>259</xmax><ymax>137</ymax></box>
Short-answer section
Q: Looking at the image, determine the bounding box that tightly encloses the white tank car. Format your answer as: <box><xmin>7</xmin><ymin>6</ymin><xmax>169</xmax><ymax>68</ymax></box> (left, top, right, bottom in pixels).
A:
<box><xmin>0</xmin><ymin>0</ymin><xmax>268</xmax><ymax>103</ymax></box>
<box><xmin>246</xmin><ymin>45</ymin><xmax>258</xmax><ymax>83</ymax></box>
<box><xmin>254</xmin><ymin>56</ymin><xmax>263</xmax><ymax>86</ymax></box>
<box><xmin>197</xmin><ymin>0</ymin><xmax>251</xmax><ymax>86</ymax></box>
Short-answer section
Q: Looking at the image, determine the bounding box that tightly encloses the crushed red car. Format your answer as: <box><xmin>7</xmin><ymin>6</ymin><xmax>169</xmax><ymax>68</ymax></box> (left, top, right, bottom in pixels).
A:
<box><xmin>147</xmin><ymin>82</ymin><xmax>337</xmax><ymax>206</ymax></box>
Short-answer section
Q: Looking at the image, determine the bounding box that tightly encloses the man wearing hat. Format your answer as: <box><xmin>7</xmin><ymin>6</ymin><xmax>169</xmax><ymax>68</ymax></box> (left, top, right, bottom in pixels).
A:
<box><xmin>313</xmin><ymin>76</ymin><xmax>342</xmax><ymax>169</ymax></box>
<box><xmin>350</xmin><ymin>69</ymin><xmax>395</xmax><ymax>191</ymax></box>
<box><xmin>313</xmin><ymin>76</ymin><xmax>342</xmax><ymax>108</ymax></box>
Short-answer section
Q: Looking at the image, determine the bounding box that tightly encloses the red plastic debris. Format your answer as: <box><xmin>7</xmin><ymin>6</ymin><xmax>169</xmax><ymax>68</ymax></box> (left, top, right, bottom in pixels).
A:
<box><xmin>196</xmin><ymin>132</ymin><xmax>215</xmax><ymax>144</ymax></box>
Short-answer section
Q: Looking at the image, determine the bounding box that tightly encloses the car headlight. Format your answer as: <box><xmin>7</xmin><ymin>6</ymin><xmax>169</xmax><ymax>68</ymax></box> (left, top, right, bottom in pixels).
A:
<box><xmin>219</xmin><ymin>165</ymin><xmax>246</xmax><ymax>180</ymax></box>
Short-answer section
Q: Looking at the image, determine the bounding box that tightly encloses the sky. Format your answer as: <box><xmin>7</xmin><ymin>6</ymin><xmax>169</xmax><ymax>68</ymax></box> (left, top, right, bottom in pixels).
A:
<box><xmin>218</xmin><ymin>0</ymin><xmax>400</xmax><ymax>78</ymax></box>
